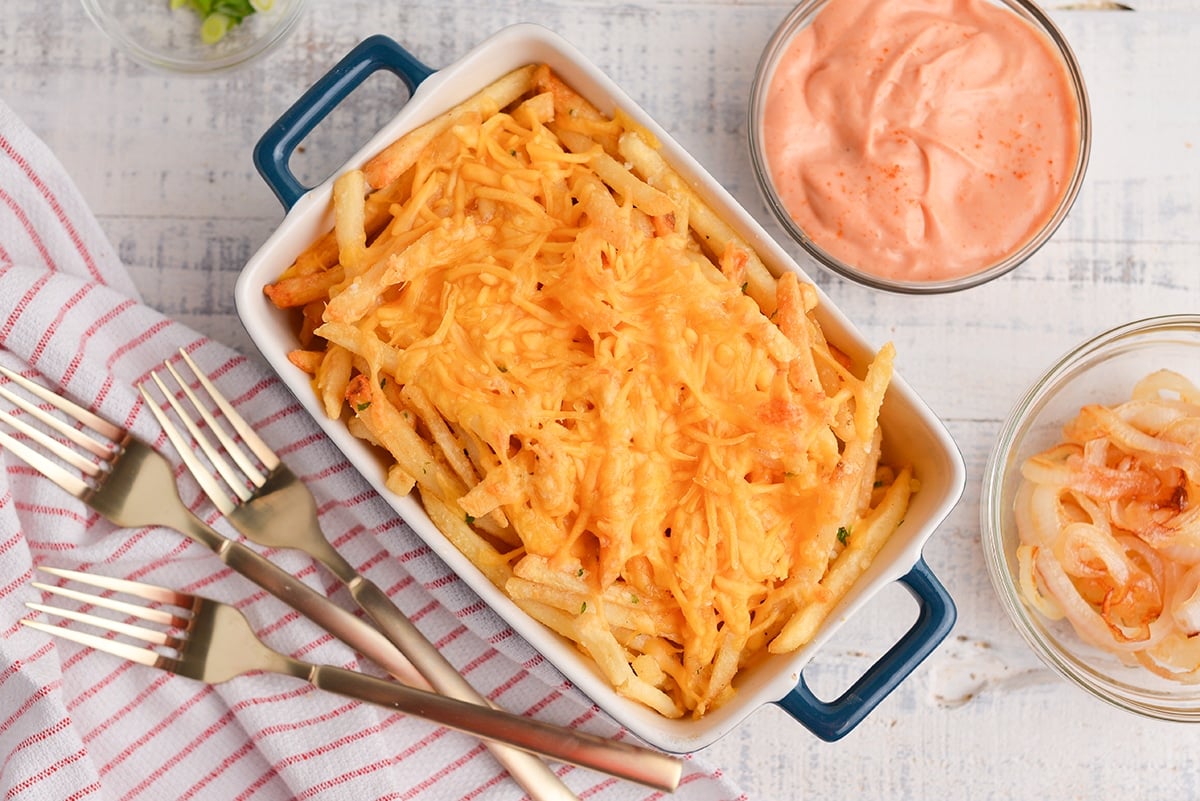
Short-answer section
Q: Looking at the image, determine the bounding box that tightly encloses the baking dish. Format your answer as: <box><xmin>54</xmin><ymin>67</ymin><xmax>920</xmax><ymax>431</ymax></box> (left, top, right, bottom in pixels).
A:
<box><xmin>235</xmin><ymin>25</ymin><xmax>965</xmax><ymax>752</ymax></box>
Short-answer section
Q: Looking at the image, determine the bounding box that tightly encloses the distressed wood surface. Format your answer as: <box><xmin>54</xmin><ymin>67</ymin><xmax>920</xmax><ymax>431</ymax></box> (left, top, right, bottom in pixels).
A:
<box><xmin>2</xmin><ymin>1</ymin><xmax>1199</xmax><ymax>799</ymax></box>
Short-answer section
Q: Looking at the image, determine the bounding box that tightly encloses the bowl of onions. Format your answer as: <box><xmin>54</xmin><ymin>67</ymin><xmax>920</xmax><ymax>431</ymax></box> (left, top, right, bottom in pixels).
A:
<box><xmin>982</xmin><ymin>314</ymin><xmax>1200</xmax><ymax>720</ymax></box>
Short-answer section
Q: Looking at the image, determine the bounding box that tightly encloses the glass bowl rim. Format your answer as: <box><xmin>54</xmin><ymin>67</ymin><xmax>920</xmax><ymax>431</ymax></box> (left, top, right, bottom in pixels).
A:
<box><xmin>79</xmin><ymin>0</ymin><xmax>309</xmax><ymax>74</ymax></box>
<box><xmin>981</xmin><ymin>313</ymin><xmax>1200</xmax><ymax>720</ymax></box>
<box><xmin>746</xmin><ymin>0</ymin><xmax>1093</xmax><ymax>294</ymax></box>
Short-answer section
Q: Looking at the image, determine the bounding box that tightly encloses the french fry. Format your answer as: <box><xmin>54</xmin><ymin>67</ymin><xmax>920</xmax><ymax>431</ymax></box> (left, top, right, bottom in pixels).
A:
<box><xmin>554</xmin><ymin>129</ymin><xmax>675</xmax><ymax>217</ymax></box>
<box><xmin>268</xmin><ymin>167</ymin><xmax>416</xmax><ymax>292</ymax></box>
<box><xmin>510</xmin><ymin>91</ymin><xmax>555</xmax><ymax>130</ymax></box>
<box><xmin>385</xmin><ymin>463</ymin><xmax>416</xmax><ymax>497</ymax></box>
<box><xmin>344</xmin><ymin>374</ymin><xmax>468</xmax><ymax>502</ymax></box>
<box><xmin>510</xmin><ymin>596</ymin><xmax>579</xmax><ymax>641</ymax></box>
<box><xmin>400</xmin><ymin>383</ymin><xmax>480</xmax><ymax>496</ymax></box>
<box><xmin>509</xmin><ymin>555</ymin><xmax>682</xmax><ymax>641</ymax></box>
<box><xmin>315</xmin><ymin>344</ymin><xmax>352</xmax><ymax>420</ymax></box>
<box><xmin>332</xmin><ymin>169</ymin><xmax>368</xmax><ymax>277</ymax></box>
<box><xmin>770</xmin><ymin>466</ymin><xmax>914</xmax><ymax>653</ymax></box>
<box><xmin>697</xmin><ymin>632</ymin><xmax>740</xmax><ymax>716</ymax></box>
<box><xmin>313</xmin><ymin>321</ymin><xmax>403</xmax><ymax>379</ymax></box>
<box><xmin>287</xmin><ymin>349</ymin><xmax>323</xmax><ymax>375</ymax></box>
<box><xmin>323</xmin><ymin>219</ymin><xmax>483</xmax><ymax>327</ymax></box>
<box><xmin>363</xmin><ymin>65</ymin><xmax>538</xmax><ymax>189</ymax></box>
<box><xmin>613</xmin><ymin>666</ymin><xmax>683</xmax><ymax>718</ymax></box>
<box><xmin>617</xmin><ymin>131</ymin><xmax>777</xmax><ymax>315</ymax></box>
<box><xmin>264</xmin><ymin>266</ymin><xmax>345</xmax><ymax>309</ymax></box>
<box><xmin>532</xmin><ymin>64</ymin><xmax>621</xmax><ymax>156</ymax></box>
<box><xmin>422</xmin><ymin>490</ymin><xmax>514</xmax><ymax>588</ymax></box>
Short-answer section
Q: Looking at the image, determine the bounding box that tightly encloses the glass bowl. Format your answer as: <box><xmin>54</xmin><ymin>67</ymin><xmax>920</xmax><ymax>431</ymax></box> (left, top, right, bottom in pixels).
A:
<box><xmin>81</xmin><ymin>0</ymin><xmax>308</xmax><ymax>74</ymax></box>
<box><xmin>748</xmin><ymin>0</ymin><xmax>1091</xmax><ymax>293</ymax></box>
<box><xmin>982</xmin><ymin>315</ymin><xmax>1200</xmax><ymax>720</ymax></box>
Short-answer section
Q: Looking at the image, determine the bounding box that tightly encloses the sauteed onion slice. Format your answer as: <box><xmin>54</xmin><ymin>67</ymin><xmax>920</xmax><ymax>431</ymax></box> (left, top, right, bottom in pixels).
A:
<box><xmin>1016</xmin><ymin>369</ymin><xmax>1200</xmax><ymax>680</ymax></box>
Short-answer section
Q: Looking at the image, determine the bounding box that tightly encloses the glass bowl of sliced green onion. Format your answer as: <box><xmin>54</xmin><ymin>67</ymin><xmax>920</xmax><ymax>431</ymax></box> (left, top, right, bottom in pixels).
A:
<box><xmin>81</xmin><ymin>0</ymin><xmax>308</xmax><ymax>74</ymax></box>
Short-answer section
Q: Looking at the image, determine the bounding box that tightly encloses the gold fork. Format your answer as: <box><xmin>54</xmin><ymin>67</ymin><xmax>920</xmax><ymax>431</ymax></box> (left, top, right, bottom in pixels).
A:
<box><xmin>137</xmin><ymin>351</ymin><xmax>598</xmax><ymax>801</ymax></box>
<box><xmin>0</xmin><ymin>364</ymin><xmax>425</xmax><ymax>690</ymax></box>
<box><xmin>21</xmin><ymin>566</ymin><xmax>681</xmax><ymax>792</ymax></box>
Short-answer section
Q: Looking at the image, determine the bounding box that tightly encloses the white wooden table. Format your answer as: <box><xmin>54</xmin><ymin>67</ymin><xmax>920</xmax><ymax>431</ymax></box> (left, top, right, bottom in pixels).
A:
<box><xmin>3</xmin><ymin>1</ymin><xmax>1198</xmax><ymax>798</ymax></box>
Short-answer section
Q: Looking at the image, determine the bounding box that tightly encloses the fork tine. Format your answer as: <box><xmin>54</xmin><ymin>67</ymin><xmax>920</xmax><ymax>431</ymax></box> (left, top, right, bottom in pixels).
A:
<box><xmin>0</xmin><ymin>405</ymin><xmax>100</xmax><ymax>474</ymax></box>
<box><xmin>0</xmin><ymin>426</ymin><xmax>92</xmax><ymax>497</ymax></box>
<box><xmin>0</xmin><ymin>370</ymin><xmax>120</xmax><ymax>497</ymax></box>
<box><xmin>19</xmin><ymin>618</ymin><xmax>165</xmax><ymax>667</ymax></box>
<box><xmin>165</xmin><ymin>357</ymin><xmax>267</xmax><ymax>488</ymax></box>
<box><xmin>28</xmin><ymin>567</ymin><xmax>196</xmax><ymax>658</ymax></box>
<box><xmin>137</xmin><ymin>381</ymin><xmax>238</xmax><ymax>515</ymax></box>
<box><xmin>37</xmin><ymin>565</ymin><xmax>194</xmax><ymax>608</ymax></box>
<box><xmin>0</xmin><ymin>380</ymin><xmax>116</xmax><ymax>460</ymax></box>
<box><xmin>0</xmin><ymin>365</ymin><xmax>124</xmax><ymax>444</ymax></box>
<box><xmin>146</xmin><ymin>370</ymin><xmax>252</xmax><ymax>504</ymax></box>
<box><xmin>31</xmin><ymin>581</ymin><xmax>187</xmax><ymax>627</ymax></box>
<box><xmin>25</xmin><ymin>600</ymin><xmax>180</xmax><ymax>647</ymax></box>
<box><xmin>177</xmin><ymin>350</ymin><xmax>279</xmax><ymax>471</ymax></box>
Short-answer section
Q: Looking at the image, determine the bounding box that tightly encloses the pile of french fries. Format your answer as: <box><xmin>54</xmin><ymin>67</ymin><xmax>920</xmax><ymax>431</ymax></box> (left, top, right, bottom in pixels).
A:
<box><xmin>264</xmin><ymin>64</ymin><xmax>913</xmax><ymax>718</ymax></box>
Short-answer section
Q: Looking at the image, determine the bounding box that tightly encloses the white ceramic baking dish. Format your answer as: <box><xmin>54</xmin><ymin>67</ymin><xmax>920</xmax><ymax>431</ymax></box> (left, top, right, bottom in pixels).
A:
<box><xmin>235</xmin><ymin>23</ymin><xmax>966</xmax><ymax>753</ymax></box>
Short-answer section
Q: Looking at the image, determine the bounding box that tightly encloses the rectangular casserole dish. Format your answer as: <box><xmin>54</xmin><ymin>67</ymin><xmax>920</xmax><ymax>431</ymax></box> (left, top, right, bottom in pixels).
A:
<box><xmin>235</xmin><ymin>23</ymin><xmax>966</xmax><ymax>753</ymax></box>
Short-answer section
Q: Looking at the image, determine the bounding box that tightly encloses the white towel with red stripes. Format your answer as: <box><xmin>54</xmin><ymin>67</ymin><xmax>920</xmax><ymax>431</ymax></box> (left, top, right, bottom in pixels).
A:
<box><xmin>0</xmin><ymin>99</ymin><xmax>749</xmax><ymax>801</ymax></box>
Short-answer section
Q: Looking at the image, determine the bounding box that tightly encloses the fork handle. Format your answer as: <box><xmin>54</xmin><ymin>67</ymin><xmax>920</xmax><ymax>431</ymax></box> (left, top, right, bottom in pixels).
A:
<box><xmin>348</xmin><ymin>576</ymin><xmax>491</xmax><ymax>699</ymax></box>
<box><xmin>348</xmin><ymin>574</ymin><xmax>608</xmax><ymax>800</ymax></box>
<box><xmin>324</xmin><ymin>552</ymin><xmax>510</xmax><ymax>713</ymax></box>
<box><xmin>307</xmin><ymin>663</ymin><xmax>682</xmax><ymax>793</ymax></box>
<box><xmin>218</xmin><ymin>534</ymin><xmax>630</xmax><ymax>798</ymax></box>
<box><xmin>185</xmin><ymin>501</ymin><xmax>586</xmax><ymax>801</ymax></box>
<box><xmin>209</xmin><ymin>533</ymin><xmax>435</xmax><ymax>690</ymax></box>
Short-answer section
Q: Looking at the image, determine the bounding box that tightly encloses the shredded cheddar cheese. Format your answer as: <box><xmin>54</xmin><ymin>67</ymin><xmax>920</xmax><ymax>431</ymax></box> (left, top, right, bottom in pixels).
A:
<box><xmin>268</xmin><ymin>65</ymin><xmax>910</xmax><ymax>718</ymax></box>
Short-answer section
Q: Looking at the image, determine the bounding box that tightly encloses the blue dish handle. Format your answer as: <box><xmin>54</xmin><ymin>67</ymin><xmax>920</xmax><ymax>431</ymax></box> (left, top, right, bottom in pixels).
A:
<box><xmin>776</xmin><ymin>557</ymin><xmax>956</xmax><ymax>741</ymax></box>
<box><xmin>253</xmin><ymin>35</ymin><xmax>434</xmax><ymax>210</ymax></box>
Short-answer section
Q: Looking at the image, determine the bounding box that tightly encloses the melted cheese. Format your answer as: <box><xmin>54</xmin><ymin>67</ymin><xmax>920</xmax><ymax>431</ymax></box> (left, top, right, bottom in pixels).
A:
<box><xmin>311</xmin><ymin>81</ymin><xmax>899</xmax><ymax>716</ymax></box>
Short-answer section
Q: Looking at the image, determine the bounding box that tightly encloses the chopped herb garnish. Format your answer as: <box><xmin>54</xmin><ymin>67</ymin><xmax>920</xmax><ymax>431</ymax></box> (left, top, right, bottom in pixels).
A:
<box><xmin>355</xmin><ymin>401</ymin><xmax>371</xmax><ymax>412</ymax></box>
<box><xmin>576</xmin><ymin>568</ymin><xmax>584</xmax><ymax>577</ymax></box>
<box><xmin>170</xmin><ymin>0</ymin><xmax>272</xmax><ymax>45</ymax></box>
<box><xmin>579</xmin><ymin>601</ymin><xmax>588</xmax><ymax>614</ymax></box>
<box><xmin>465</xmin><ymin>513</ymin><xmax>476</xmax><ymax>525</ymax></box>
<box><xmin>837</xmin><ymin>526</ymin><xmax>850</xmax><ymax>545</ymax></box>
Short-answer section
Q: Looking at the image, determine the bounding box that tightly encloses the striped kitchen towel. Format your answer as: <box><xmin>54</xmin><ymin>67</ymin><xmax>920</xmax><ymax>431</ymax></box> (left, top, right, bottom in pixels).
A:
<box><xmin>0</xmin><ymin>98</ymin><xmax>748</xmax><ymax>801</ymax></box>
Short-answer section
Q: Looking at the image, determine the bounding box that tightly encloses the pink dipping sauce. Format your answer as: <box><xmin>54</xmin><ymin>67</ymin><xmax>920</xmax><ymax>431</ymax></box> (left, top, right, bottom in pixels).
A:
<box><xmin>762</xmin><ymin>0</ymin><xmax>1081</xmax><ymax>283</ymax></box>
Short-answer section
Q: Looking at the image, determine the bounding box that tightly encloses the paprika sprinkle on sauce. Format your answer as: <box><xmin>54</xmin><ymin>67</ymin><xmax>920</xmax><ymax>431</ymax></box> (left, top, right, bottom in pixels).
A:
<box><xmin>759</xmin><ymin>0</ymin><xmax>1083</xmax><ymax>284</ymax></box>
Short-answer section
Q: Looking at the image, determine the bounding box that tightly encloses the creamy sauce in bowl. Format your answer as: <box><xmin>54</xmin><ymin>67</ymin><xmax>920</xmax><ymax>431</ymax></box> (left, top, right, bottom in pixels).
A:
<box><xmin>757</xmin><ymin>0</ymin><xmax>1085</xmax><ymax>286</ymax></box>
